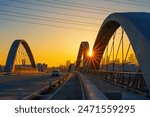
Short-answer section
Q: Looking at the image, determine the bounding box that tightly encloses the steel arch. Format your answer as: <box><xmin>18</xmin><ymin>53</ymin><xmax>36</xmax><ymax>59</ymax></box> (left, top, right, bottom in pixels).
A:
<box><xmin>92</xmin><ymin>12</ymin><xmax>150</xmax><ymax>92</ymax></box>
<box><xmin>5</xmin><ymin>39</ymin><xmax>36</xmax><ymax>72</ymax></box>
<box><xmin>76</xmin><ymin>41</ymin><xmax>90</xmax><ymax>71</ymax></box>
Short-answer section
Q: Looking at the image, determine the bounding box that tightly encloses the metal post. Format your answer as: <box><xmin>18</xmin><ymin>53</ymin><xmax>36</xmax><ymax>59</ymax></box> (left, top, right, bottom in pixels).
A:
<box><xmin>112</xmin><ymin>33</ymin><xmax>115</xmax><ymax>71</ymax></box>
<box><xmin>127</xmin><ymin>74</ymin><xmax>131</xmax><ymax>89</ymax></box>
<box><xmin>106</xmin><ymin>45</ymin><xmax>108</xmax><ymax>71</ymax></box>
<box><xmin>122</xmin><ymin>29</ymin><xmax>124</xmax><ymax>71</ymax></box>
<box><xmin>112</xmin><ymin>33</ymin><xmax>115</xmax><ymax>81</ymax></box>
<box><xmin>121</xmin><ymin>29</ymin><xmax>124</xmax><ymax>86</ymax></box>
<box><xmin>114</xmin><ymin>32</ymin><xmax>122</xmax><ymax>65</ymax></box>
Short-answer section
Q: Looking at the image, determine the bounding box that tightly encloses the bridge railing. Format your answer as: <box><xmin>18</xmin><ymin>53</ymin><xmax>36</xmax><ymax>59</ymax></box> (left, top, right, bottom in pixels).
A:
<box><xmin>88</xmin><ymin>70</ymin><xmax>149</xmax><ymax>96</ymax></box>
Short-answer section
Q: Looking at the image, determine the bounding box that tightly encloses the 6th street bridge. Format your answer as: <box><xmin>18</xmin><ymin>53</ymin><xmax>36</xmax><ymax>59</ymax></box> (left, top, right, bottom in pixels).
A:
<box><xmin>0</xmin><ymin>12</ymin><xmax>150</xmax><ymax>100</ymax></box>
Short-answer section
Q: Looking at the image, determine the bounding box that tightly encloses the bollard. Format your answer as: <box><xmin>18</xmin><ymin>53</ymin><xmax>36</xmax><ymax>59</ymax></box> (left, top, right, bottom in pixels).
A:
<box><xmin>16</xmin><ymin>88</ymin><xmax>23</xmax><ymax>100</ymax></box>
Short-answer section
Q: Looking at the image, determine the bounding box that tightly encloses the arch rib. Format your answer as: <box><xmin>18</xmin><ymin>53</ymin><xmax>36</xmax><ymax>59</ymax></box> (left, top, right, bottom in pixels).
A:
<box><xmin>5</xmin><ymin>39</ymin><xmax>36</xmax><ymax>73</ymax></box>
<box><xmin>76</xmin><ymin>41</ymin><xmax>90</xmax><ymax>72</ymax></box>
<box><xmin>92</xmin><ymin>12</ymin><xmax>150</xmax><ymax>93</ymax></box>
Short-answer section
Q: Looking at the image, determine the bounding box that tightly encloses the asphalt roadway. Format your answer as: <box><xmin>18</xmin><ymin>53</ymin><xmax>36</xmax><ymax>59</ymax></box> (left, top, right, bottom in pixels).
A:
<box><xmin>50</xmin><ymin>74</ymin><xmax>83</xmax><ymax>100</ymax></box>
<box><xmin>0</xmin><ymin>73</ymin><xmax>62</xmax><ymax>100</ymax></box>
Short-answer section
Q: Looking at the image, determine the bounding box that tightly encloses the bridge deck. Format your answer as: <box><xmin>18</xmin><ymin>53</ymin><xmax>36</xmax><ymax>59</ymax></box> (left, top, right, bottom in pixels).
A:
<box><xmin>87</xmin><ymin>74</ymin><xmax>149</xmax><ymax>100</ymax></box>
<box><xmin>0</xmin><ymin>73</ymin><xmax>149</xmax><ymax>100</ymax></box>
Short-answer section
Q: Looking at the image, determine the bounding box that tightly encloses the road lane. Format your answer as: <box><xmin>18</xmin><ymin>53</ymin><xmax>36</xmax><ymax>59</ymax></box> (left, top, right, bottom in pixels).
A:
<box><xmin>0</xmin><ymin>73</ymin><xmax>63</xmax><ymax>99</ymax></box>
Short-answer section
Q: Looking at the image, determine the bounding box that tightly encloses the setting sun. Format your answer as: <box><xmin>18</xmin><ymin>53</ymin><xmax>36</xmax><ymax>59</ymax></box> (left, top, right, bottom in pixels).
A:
<box><xmin>88</xmin><ymin>48</ymin><xmax>93</xmax><ymax>57</ymax></box>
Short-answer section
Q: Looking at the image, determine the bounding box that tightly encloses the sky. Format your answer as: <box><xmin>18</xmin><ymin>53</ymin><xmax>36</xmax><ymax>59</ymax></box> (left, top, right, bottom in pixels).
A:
<box><xmin>0</xmin><ymin>0</ymin><xmax>150</xmax><ymax>67</ymax></box>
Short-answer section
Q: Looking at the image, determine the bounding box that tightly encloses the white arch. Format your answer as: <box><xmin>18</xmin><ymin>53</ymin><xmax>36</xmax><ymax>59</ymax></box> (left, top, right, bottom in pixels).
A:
<box><xmin>5</xmin><ymin>39</ymin><xmax>36</xmax><ymax>73</ymax></box>
<box><xmin>93</xmin><ymin>12</ymin><xmax>150</xmax><ymax>92</ymax></box>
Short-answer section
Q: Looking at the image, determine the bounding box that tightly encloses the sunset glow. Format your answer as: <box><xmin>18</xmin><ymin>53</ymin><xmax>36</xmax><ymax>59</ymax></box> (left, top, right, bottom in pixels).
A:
<box><xmin>88</xmin><ymin>48</ymin><xmax>93</xmax><ymax>58</ymax></box>
<box><xmin>0</xmin><ymin>0</ymin><xmax>148</xmax><ymax>67</ymax></box>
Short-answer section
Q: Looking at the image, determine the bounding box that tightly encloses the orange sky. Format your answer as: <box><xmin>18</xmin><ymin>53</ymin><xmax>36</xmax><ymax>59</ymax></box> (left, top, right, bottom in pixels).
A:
<box><xmin>0</xmin><ymin>0</ymin><xmax>149</xmax><ymax>67</ymax></box>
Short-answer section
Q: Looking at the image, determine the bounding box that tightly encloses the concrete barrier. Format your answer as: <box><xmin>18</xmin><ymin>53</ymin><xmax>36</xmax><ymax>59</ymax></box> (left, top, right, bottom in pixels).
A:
<box><xmin>76</xmin><ymin>72</ymin><xmax>108</xmax><ymax>100</ymax></box>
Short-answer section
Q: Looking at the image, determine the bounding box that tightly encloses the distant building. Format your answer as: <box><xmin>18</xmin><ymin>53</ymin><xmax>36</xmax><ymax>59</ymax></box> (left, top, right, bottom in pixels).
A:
<box><xmin>42</xmin><ymin>63</ymin><xmax>48</xmax><ymax>72</ymax></box>
<box><xmin>68</xmin><ymin>64</ymin><xmax>75</xmax><ymax>72</ymax></box>
<box><xmin>58</xmin><ymin>65</ymin><xmax>68</xmax><ymax>73</ymax></box>
<box><xmin>37</xmin><ymin>63</ymin><xmax>42</xmax><ymax>72</ymax></box>
<box><xmin>66</xmin><ymin>60</ymin><xmax>70</xmax><ymax>67</ymax></box>
<box><xmin>37</xmin><ymin>63</ymin><xmax>47</xmax><ymax>72</ymax></box>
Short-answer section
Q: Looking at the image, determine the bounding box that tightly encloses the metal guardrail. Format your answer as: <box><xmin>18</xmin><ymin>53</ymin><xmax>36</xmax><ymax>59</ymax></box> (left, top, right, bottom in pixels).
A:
<box><xmin>23</xmin><ymin>73</ymin><xmax>72</xmax><ymax>100</ymax></box>
<box><xmin>88</xmin><ymin>70</ymin><xmax>149</xmax><ymax>97</ymax></box>
<box><xmin>46</xmin><ymin>73</ymin><xmax>72</xmax><ymax>100</ymax></box>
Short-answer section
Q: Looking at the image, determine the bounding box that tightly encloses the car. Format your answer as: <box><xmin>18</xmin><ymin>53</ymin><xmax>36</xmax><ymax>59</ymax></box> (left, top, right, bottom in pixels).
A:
<box><xmin>51</xmin><ymin>69</ymin><xmax>61</xmax><ymax>76</ymax></box>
